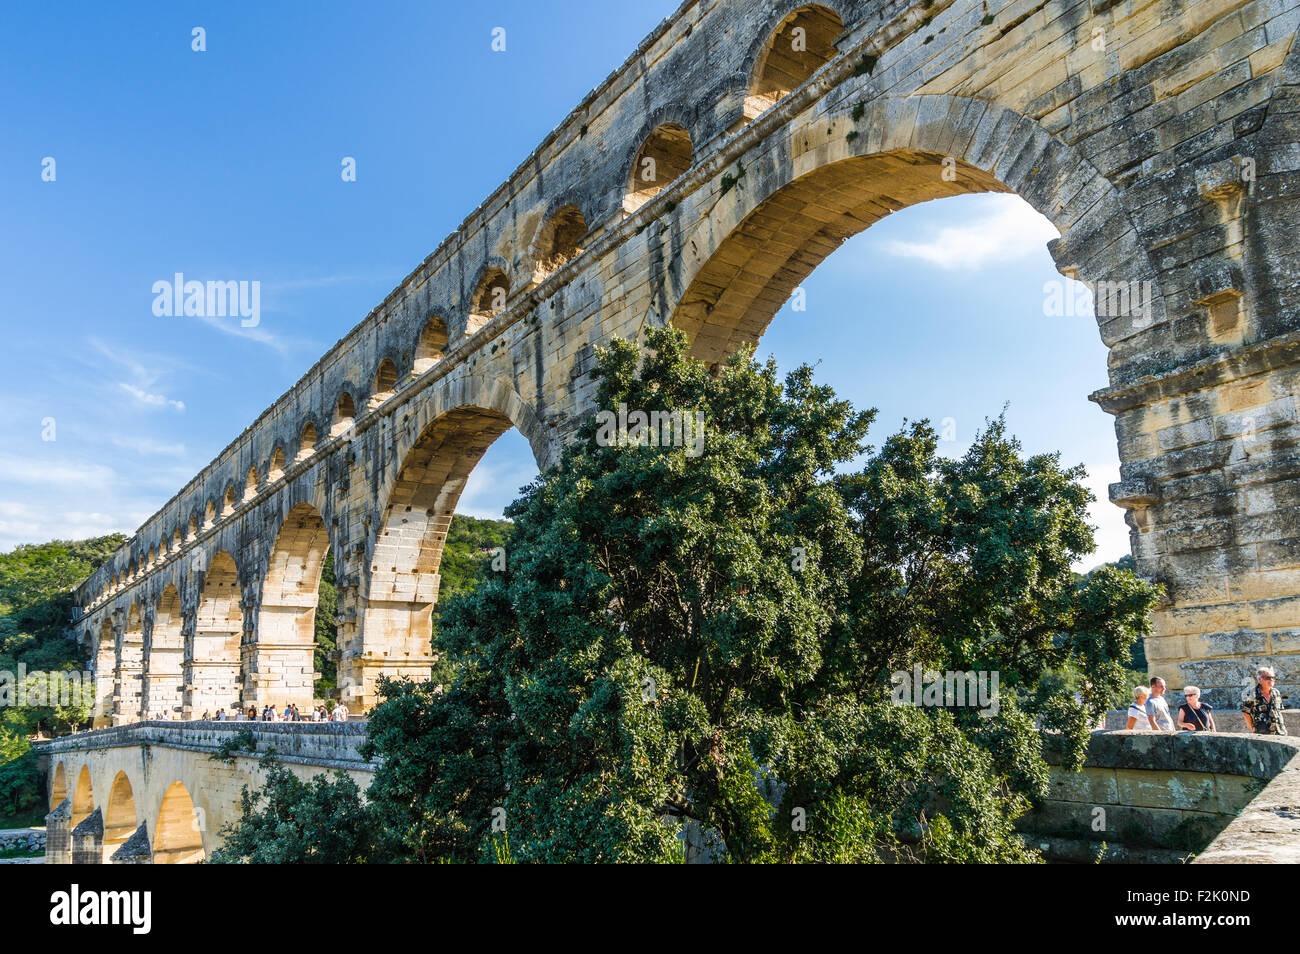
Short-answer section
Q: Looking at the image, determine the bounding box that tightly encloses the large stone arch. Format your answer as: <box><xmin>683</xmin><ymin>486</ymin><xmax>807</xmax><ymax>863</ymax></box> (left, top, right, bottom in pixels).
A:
<box><xmin>71</xmin><ymin>764</ymin><xmax>94</xmax><ymax>830</ymax></box>
<box><xmin>103</xmin><ymin>770</ymin><xmax>137</xmax><ymax>862</ymax></box>
<box><xmin>347</xmin><ymin>376</ymin><xmax>546</xmax><ymax>709</ymax></box>
<box><xmin>249</xmin><ymin>502</ymin><xmax>334</xmax><ymax>709</ymax></box>
<box><xmin>49</xmin><ymin>761</ymin><xmax>67</xmax><ymax>810</ymax></box>
<box><xmin>112</xmin><ymin>603</ymin><xmax>145</xmax><ymax>725</ymax></box>
<box><xmin>145</xmin><ymin>583</ymin><xmax>184</xmax><ymax>719</ymax></box>
<box><xmin>92</xmin><ymin>617</ymin><xmax>116</xmax><ymax>728</ymax></box>
<box><xmin>666</xmin><ymin>94</ymin><xmax>1162</xmax><ymax>364</ymax></box>
<box><xmin>185</xmin><ymin>551</ymin><xmax>245</xmax><ymax>719</ymax></box>
<box><xmin>153</xmin><ymin>781</ymin><xmax>205</xmax><ymax>864</ymax></box>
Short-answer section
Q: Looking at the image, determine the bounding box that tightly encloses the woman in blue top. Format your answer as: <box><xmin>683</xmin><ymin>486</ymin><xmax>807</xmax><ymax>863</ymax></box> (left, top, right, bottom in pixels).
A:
<box><xmin>1177</xmin><ymin>685</ymin><xmax>1216</xmax><ymax>731</ymax></box>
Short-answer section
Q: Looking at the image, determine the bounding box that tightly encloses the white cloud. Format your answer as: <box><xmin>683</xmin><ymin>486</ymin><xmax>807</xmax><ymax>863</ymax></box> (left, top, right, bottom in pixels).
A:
<box><xmin>198</xmin><ymin>313</ymin><xmax>291</xmax><ymax>355</ymax></box>
<box><xmin>0</xmin><ymin>500</ymin><xmax>129</xmax><ymax>553</ymax></box>
<box><xmin>119</xmin><ymin>382</ymin><xmax>186</xmax><ymax>411</ymax></box>
<box><xmin>882</xmin><ymin>195</ymin><xmax>1058</xmax><ymax>270</ymax></box>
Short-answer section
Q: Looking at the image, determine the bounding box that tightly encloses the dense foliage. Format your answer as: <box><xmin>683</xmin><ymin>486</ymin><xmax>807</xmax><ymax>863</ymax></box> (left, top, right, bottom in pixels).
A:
<box><xmin>315</xmin><ymin>552</ymin><xmax>338</xmax><ymax>697</ymax></box>
<box><xmin>0</xmin><ymin>535</ymin><xmax>119</xmax><ymax>822</ymax></box>
<box><xmin>210</xmin><ymin>759</ymin><xmax>375</xmax><ymax>864</ymax></box>
<box><xmin>197</xmin><ymin>327</ymin><xmax>1167</xmax><ymax>864</ymax></box>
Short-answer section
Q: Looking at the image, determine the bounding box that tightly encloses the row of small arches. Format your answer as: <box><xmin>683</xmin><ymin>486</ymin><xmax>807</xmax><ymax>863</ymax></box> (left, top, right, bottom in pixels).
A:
<box><xmin>86</xmin><ymin>4</ymin><xmax>845</xmax><ymax>609</ymax></box>
<box><xmin>52</xmin><ymin>764</ymin><xmax>205</xmax><ymax>864</ymax></box>
<box><xmin>624</xmin><ymin>4</ymin><xmax>844</xmax><ymax>212</ymax></box>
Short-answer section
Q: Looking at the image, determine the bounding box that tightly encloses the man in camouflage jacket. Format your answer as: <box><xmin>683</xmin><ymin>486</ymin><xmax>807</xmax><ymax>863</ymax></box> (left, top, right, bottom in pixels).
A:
<box><xmin>1243</xmin><ymin>666</ymin><xmax>1287</xmax><ymax>735</ymax></box>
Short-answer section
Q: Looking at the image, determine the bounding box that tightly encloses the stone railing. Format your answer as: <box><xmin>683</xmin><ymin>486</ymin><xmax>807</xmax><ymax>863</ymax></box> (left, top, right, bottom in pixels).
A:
<box><xmin>1019</xmin><ymin>731</ymin><xmax>1300</xmax><ymax>863</ymax></box>
<box><xmin>35</xmin><ymin>720</ymin><xmax>375</xmax><ymax>772</ymax></box>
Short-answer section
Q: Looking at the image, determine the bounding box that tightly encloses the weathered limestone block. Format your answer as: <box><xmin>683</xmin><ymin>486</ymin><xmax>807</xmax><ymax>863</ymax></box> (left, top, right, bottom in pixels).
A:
<box><xmin>70</xmin><ymin>808</ymin><xmax>103</xmax><ymax>865</ymax></box>
<box><xmin>44</xmin><ymin>797</ymin><xmax>71</xmax><ymax>865</ymax></box>
<box><xmin>110</xmin><ymin>823</ymin><xmax>152</xmax><ymax>864</ymax></box>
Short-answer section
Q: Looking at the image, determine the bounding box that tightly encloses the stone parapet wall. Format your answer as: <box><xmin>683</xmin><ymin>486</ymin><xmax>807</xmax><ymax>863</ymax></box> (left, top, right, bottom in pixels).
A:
<box><xmin>36</xmin><ymin>720</ymin><xmax>374</xmax><ymax>771</ymax></box>
<box><xmin>1019</xmin><ymin>730</ymin><xmax>1300</xmax><ymax>862</ymax></box>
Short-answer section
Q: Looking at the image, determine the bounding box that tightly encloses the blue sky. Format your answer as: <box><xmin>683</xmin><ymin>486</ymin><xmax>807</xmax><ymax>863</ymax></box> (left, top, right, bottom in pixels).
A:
<box><xmin>0</xmin><ymin>1</ymin><xmax>1128</xmax><ymax>569</ymax></box>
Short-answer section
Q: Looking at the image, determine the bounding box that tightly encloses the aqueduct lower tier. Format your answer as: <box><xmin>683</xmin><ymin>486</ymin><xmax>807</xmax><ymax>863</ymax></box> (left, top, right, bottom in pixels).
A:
<box><xmin>71</xmin><ymin>0</ymin><xmax>1300</xmax><ymax>712</ymax></box>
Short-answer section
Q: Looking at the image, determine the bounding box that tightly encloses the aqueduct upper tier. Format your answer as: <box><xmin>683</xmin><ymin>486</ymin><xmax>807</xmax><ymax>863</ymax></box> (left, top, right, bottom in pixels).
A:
<box><xmin>71</xmin><ymin>0</ymin><xmax>1300</xmax><ymax>714</ymax></box>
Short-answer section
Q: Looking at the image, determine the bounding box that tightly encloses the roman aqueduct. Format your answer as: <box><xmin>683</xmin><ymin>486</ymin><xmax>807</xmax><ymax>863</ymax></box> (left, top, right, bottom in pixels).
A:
<box><xmin>43</xmin><ymin>0</ymin><xmax>1300</xmax><ymax>860</ymax></box>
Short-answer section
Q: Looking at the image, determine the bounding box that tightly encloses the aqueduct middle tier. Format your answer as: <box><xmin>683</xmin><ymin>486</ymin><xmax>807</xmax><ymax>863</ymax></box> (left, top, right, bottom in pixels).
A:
<box><xmin>71</xmin><ymin>0</ymin><xmax>1300</xmax><ymax>718</ymax></box>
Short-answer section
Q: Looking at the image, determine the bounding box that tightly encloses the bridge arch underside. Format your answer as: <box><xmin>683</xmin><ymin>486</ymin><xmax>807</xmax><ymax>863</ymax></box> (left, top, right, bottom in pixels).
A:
<box><xmin>103</xmin><ymin>771</ymin><xmax>137</xmax><ymax>862</ymax></box>
<box><xmin>49</xmin><ymin>761</ymin><xmax>67</xmax><ymax>810</ymax></box>
<box><xmin>154</xmin><ymin>781</ymin><xmax>204</xmax><ymax>865</ymax></box>
<box><xmin>356</xmin><ymin>404</ymin><xmax>520</xmax><ymax>706</ymax></box>
<box><xmin>249</xmin><ymin>503</ymin><xmax>332</xmax><ymax>710</ymax></box>
<box><xmin>675</xmin><ymin>149</ymin><xmax>1024</xmax><ymax>363</ymax></box>
<box><xmin>664</xmin><ymin>92</ymin><xmax>1298</xmax><ymax>705</ymax></box>
<box><xmin>185</xmin><ymin>552</ymin><xmax>244</xmax><ymax>719</ymax></box>
<box><xmin>144</xmin><ymin>584</ymin><xmax>183</xmax><ymax>719</ymax></box>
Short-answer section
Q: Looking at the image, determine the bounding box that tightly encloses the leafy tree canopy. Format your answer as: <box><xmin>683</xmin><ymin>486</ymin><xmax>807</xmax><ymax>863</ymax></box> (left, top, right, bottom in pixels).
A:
<box><xmin>348</xmin><ymin>326</ymin><xmax>1158</xmax><ymax>863</ymax></box>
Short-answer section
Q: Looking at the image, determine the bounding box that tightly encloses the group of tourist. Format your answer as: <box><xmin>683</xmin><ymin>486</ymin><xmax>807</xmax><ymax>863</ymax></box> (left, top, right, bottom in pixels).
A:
<box><xmin>1124</xmin><ymin>668</ymin><xmax>1287</xmax><ymax>735</ymax></box>
<box><xmin>196</xmin><ymin>702</ymin><xmax>351</xmax><ymax>722</ymax></box>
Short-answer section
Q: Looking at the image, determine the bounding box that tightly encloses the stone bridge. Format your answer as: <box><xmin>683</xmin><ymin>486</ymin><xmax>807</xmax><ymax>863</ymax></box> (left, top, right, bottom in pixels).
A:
<box><xmin>37</xmin><ymin>722</ymin><xmax>374</xmax><ymax>864</ymax></box>
<box><xmin>67</xmin><ymin>0</ymin><xmax>1300</xmax><ymax>723</ymax></box>
<box><xmin>36</xmin><ymin>722</ymin><xmax>1300</xmax><ymax>863</ymax></box>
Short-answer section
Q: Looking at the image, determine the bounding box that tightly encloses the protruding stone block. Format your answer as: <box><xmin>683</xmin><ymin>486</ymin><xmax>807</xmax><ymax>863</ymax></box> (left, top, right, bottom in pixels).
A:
<box><xmin>70</xmin><ymin>807</ymin><xmax>104</xmax><ymax>865</ymax></box>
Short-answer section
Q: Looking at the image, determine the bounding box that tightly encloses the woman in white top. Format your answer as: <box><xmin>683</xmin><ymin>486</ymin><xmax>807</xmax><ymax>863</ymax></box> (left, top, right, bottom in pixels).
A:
<box><xmin>1126</xmin><ymin>686</ymin><xmax>1152</xmax><ymax>730</ymax></box>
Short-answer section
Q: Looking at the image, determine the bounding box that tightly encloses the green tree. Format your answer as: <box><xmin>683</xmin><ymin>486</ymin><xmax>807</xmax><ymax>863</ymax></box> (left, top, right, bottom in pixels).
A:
<box><xmin>355</xmin><ymin>327</ymin><xmax>1158</xmax><ymax>863</ymax></box>
<box><xmin>429</xmin><ymin>515</ymin><xmax>512</xmax><ymax>688</ymax></box>
<box><xmin>0</xmin><ymin>535</ymin><xmax>119</xmax><ymax>822</ymax></box>
<box><xmin>315</xmin><ymin>551</ymin><xmax>338</xmax><ymax>697</ymax></box>
<box><xmin>209</xmin><ymin>759</ymin><xmax>376</xmax><ymax>864</ymax></box>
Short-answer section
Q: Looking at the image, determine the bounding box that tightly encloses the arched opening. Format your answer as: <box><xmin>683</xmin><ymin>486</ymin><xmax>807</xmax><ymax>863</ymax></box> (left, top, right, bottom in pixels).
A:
<box><xmin>624</xmin><ymin>123</ymin><xmax>692</xmax><ymax>214</ymax></box>
<box><xmin>414</xmin><ymin>315</ymin><xmax>449</xmax><ymax>372</ymax></box>
<box><xmin>50</xmin><ymin>761</ymin><xmax>67</xmax><ymax>810</ymax></box>
<box><xmin>670</xmin><ymin>144</ymin><xmax>1130</xmax><ymax>574</ymax></box>
<box><xmin>93</xmin><ymin>617</ymin><xmax>115</xmax><ymax>727</ymax></box>
<box><xmin>188</xmin><ymin>515</ymin><xmax>198</xmax><ymax>539</ymax></box>
<box><xmin>363</xmin><ymin>405</ymin><xmax>534</xmax><ymax>710</ymax></box>
<box><xmin>243</xmin><ymin>465</ymin><xmax>259</xmax><ymax>501</ymax></box>
<box><xmin>744</xmin><ymin>5</ymin><xmax>843</xmax><ymax>121</ymax></box>
<box><xmin>467</xmin><ymin>270</ymin><xmax>510</xmax><ymax>335</ymax></box>
<box><xmin>185</xmin><ymin>551</ymin><xmax>243</xmax><ymax>718</ymax></box>
<box><xmin>369</xmin><ymin>359</ymin><xmax>399</xmax><ymax>410</ymax></box>
<box><xmin>531</xmin><ymin>205</ymin><xmax>588</xmax><ymax>283</ymax></box>
<box><xmin>674</xmin><ymin>151</ymin><xmax>1011</xmax><ymax>364</ymax></box>
<box><xmin>253</xmin><ymin>503</ymin><xmax>333</xmax><ymax>709</ymax></box>
<box><xmin>172</xmin><ymin>527</ymin><xmax>182</xmax><ymax>550</ymax></box>
<box><xmin>71</xmin><ymin>765</ymin><xmax>94</xmax><ymax>830</ymax></box>
<box><xmin>145</xmin><ymin>584</ymin><xmax>184</xmax><ymax>719</ymax></box>
<box><xmin>221</xmin><ymin>485</ymin><xmax>236</xmax><ymax>517</ymax></box>
<box><xmin>203</xmin><ymin>501</ymin><xmax>215</xmax><ymax>529</ymax></box>
<box><xmin>268</xmin><ymin>446</ymin><xmax>285</xmax><ymax>481</ymax></box>
<box><xmin>153</xmin><ymin>781</ymin><xmax>205</xmax><ymax>864</ymax></box>
<box><xmin>114</xmin><ymin>603</ymin><xmax>145</xmax><ymax>724</ymax></box>
<box><xmin>331</xmin><ymin>392</ymin><xmax>356</xmax><ymax>438</ymax></box>
<box><xmin>298</xmin><ymin>422</ymin><xmax>318</xmax><ymax>460</ymax></box>
<box><xmin>103</xmin><ymin>771</ymin><xmax>137</xmax><ymax>862</ymax></box>
<box><xmin>146</xmin><ymin>546</ymin><xmax>156</xmax><ymax>568</ymax></box>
